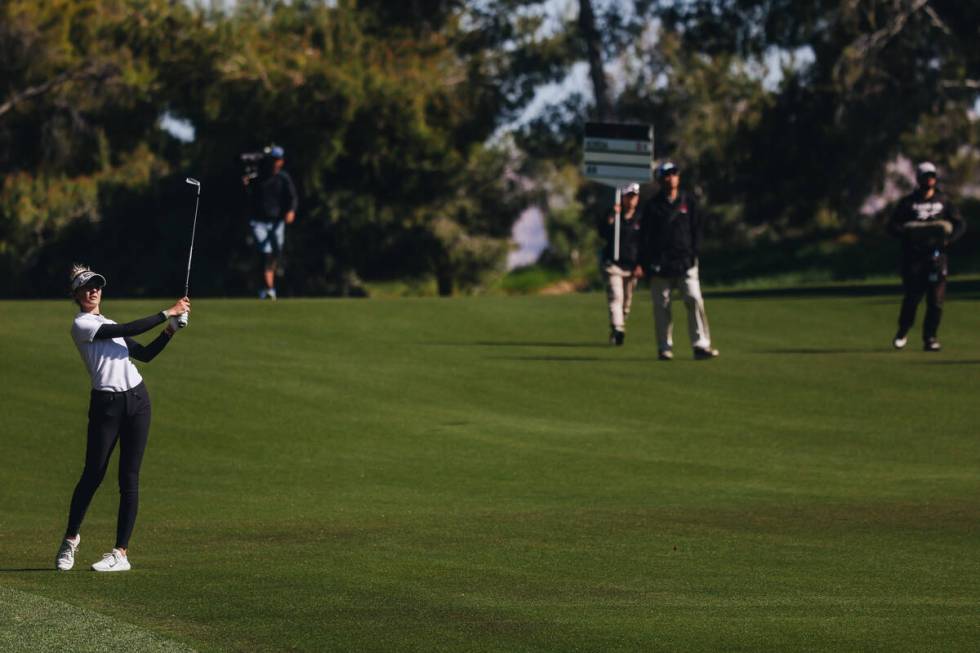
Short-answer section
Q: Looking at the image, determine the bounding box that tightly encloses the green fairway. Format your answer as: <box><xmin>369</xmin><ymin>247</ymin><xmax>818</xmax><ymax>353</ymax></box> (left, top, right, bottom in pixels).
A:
<box><xmin>1</xmin><ymin>287</ymin><xmax>978</xmax><ymax>652</ymax></box>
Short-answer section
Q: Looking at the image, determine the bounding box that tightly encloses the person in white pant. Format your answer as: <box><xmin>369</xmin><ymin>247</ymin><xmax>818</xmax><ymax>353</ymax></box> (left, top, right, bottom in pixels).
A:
<box><xmin>639</xmin><ymin>162</ymin><xmax>719</xmax><ymax>361</ymax></box>
<box><xmin>598</xmin><ymin>183</ymin><xmax>643</xmax><ymax>345</ymax></box>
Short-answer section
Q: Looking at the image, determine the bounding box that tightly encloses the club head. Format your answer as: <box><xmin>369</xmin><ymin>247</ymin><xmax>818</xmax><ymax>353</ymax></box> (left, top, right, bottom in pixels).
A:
<box><xmin>185</xmin><ymin>177</ymin><xmax>201</xmax><ymax>187</ymax></box>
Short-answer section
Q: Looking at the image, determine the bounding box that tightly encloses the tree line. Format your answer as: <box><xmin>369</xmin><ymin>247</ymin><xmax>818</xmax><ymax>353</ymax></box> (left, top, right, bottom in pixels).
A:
<box><xmin>2</xmin><ymin>0</ymin><xmax>978</xmax><ymax>298</ymax></box>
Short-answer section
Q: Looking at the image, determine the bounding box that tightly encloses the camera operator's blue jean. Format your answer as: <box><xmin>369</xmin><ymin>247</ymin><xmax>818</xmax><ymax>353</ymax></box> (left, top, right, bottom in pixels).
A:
<box><xmin>250</xmin><ymin>219</ymin><xmax>285</xmax><ymax>255</ymax></box>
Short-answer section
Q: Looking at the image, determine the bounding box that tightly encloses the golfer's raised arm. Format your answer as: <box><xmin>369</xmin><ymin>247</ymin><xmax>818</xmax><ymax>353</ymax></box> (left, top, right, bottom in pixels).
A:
<box><xmin>124</xmin><ymin>332</ymin><xmax>172</xmax><ymax>362</ymax></box>
<box><xmin>94</xmin><ymin>298</ymin><xmax>190</xmax><ymax>339</ymax></box>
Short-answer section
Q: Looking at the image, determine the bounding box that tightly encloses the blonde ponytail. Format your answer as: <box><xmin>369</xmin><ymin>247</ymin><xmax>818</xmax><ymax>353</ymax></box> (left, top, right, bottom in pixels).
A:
<box><xmin>70</xmin><ymin>263</ymin><xmax>90</xmax><ymax>283</ymax></box>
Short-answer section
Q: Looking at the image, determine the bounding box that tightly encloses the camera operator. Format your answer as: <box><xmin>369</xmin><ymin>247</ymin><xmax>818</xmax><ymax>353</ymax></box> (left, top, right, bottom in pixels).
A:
<box><xmin>243</xmin><ymin>145</ymin><xmax>298</xmax><ymax>300</ymax></box>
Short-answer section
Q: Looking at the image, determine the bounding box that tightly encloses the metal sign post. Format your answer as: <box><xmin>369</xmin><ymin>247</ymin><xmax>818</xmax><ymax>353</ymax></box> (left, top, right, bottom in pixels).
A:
<box><xmin>613</xmin><ymin>187</ymin><xmax>622</xmax><ymax>260</ymax></box>
<box><xmin>582</xmin><ymin>122</ymin><xmax>653</xmax><ymax>262</ymax></box>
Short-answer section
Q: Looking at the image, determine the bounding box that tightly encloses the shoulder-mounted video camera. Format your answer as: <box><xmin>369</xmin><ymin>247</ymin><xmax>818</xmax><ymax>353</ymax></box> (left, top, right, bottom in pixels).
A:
<box><xmin>238</xmin><ymin>144</ymin><xmax>284</xmax><ymax>181</ymax></box>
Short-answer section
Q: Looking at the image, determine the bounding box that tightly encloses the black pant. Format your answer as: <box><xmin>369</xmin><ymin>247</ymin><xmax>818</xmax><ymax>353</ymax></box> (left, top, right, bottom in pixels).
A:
<box><xmin>898</xmin><ymin>256</ymin><xmax>947</xmax><ymax>342</ymax></box>
<box><xmin>65</xmin><ymin>382</ymin><xmax>151</xmax><ymax>549</ymax></box>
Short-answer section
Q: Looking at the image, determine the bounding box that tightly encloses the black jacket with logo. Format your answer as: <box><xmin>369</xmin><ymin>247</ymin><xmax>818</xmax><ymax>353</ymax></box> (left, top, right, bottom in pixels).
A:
<box><xmin>639</xmin><ymin>190</ymin><xmax>702</xmax><ymax>276</ymax></box>
<box><xmin>597</xmin><ymin>210</ymin><xmax>643</xmax><ymax>268</ymax></box>
<box><xmin>887</xmin><ymin>188</ymin><xmax>965</xmax><ymax>262</ymax></box>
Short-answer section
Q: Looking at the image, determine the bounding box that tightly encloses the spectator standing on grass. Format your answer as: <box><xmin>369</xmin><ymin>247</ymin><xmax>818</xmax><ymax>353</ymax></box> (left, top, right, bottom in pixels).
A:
<box><xmin>244</xmin><ymin>145</ymin><xmax>298</xmax><ymax>300</ymax></box>
<box><xmin>598</xmin><ymin>182</ymin><xmax>643</xmax><ymax>346</ymax></box>
<box><xmin>887</xmin><ymin>161</ymin><xmax>966</xmax><ymax>352</ymax></box>
<box><xmin>639</xmin><ymin>161</ymin><xmax>719</xmax><ymax>361</ymax></box>
<box><xmin>56</xmin><ymin>264</ymin><xmax>190</xmax><ymax>572</ymax></box>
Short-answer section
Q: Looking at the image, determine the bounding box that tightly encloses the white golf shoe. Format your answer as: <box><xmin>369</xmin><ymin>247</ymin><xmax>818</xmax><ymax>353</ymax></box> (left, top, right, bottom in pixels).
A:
<box><xmin>55</xmin><ymin>536</ymin><xmax>79</xmax><ymax>571</ymax></box>
<box><xmin>91</xmin><ymin>548</ymin><xmax>131</xmax><ymax>572</ymax></box>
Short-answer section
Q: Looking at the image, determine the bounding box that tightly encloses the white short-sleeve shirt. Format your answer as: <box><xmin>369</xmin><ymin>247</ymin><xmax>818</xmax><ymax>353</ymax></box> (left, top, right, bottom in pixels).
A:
<box><xmin>71</xmin><ymin>312</ymin><xmax>143</xmax><ymax>392</ymax></box>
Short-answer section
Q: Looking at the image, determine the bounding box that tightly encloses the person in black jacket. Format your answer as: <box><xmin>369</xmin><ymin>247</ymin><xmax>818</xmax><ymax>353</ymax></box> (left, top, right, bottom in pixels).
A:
<box><xmin>598</xmin><ymin>182</ymin><xmax>643</xmax><ymax>345</ymax></box>
<box><xmin>639</xmin><ymin>162</ymin><xmax>718</xmax><ymax>361</ymax></box>
<box><xmin>244</xmin><ymin>145</ymin><xmax>298</xmax><ymax>300</ymax></box>
<box><xmin>886</xmin><ymin>161</ymin><xmax>966</xmax><ymax>351</ymax></box>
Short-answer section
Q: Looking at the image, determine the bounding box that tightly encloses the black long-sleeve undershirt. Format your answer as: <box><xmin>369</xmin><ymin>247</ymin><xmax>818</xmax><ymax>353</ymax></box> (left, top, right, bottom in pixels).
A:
<box><xmin>94</xmin><ymin>313</ymin><xmax>166</xmax><ymax>340</ymax></box>
<box><xmin>124</xmin><ymin>332</ymin><xmax>172</xmax><ymax>363</ymax></box>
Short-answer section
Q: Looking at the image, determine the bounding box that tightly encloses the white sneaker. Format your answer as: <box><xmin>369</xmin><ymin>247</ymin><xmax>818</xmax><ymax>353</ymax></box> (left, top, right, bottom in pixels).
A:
<box><xmin>55</xmin><ymin>536</ymin><xmax>79</xmax><ymax>571</ymax></box>
<box><xmin>267</xmin><ymin>288</ymin><xmax>277</xmax><ymax>301</ymax></box>
<box><xmin>893</xmin><ymin>335</ymin><xmax>908</xmax><ymax>349</ymax></box>
<box><xmin>91</xmin><ymin>548</ymin><xmax>131</xmax><ymax>572</ymax></box>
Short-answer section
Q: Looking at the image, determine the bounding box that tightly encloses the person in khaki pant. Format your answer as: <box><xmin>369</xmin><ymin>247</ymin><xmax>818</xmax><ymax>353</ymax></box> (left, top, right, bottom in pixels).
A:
<box><xmin>598</xmin><ymin>183</ymin><xmax>643</xmax><ymax>346</ymax></box>
<box><xmin>639</xmin><ymin>161</ymin><xmax>719</xmax><ymax>361</ymax></box>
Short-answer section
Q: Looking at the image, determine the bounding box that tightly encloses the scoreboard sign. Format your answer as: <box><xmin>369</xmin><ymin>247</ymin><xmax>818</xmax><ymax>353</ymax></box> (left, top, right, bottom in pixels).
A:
<box><xmin>583</xmin><ymin>122</ymin><xmax>653</xmax><ymax>261</ymax></box>
<box><xmin>582</xmin><ymin>122</ymin><xmax>653</xmax><ymax>187</ymax></box>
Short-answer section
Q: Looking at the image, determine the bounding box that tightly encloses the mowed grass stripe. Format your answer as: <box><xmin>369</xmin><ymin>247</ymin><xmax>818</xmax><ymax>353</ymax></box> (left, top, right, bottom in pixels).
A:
<box><xmin>0</xmin><ymin>585</ymin><xmax>196</xmax><ymax>653</ymax></box>
<box><xmin>0</xmin><ymin>289</ymin><xmax>977</xmax><ymax>651</ymax></box>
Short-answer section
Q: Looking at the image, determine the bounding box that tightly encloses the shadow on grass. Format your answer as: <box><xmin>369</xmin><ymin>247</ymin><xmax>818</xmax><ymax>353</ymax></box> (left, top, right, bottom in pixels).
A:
<box><xmin>707</xmin><ymin>278</ymin><xmax>980</xmax><ymax>300</ymax></box>
<box><xmin>755</xmin><ymin>348</ymin><xmax>873</xmax><ymax>355</ymax></box>
<box><xmin>421</xmin><ymin>341</ymin><xmax>610</xmax><ymax>348</ymax></box>
<box><xmin>756</xmin><ymin>348</ymin><xmax>902</xmax><ymax>355</ymax></box>
<box><xmin>0</xmin><ymin>568</ymin><xmax>52</xmax><ymax>573</ymax></box>
<box><xmin>474</xmin><ymin>341</ymin><xmax>610</xmax><ymax>348</ymax></box>
<box><xmin>489</xmin><ymin>355</ymin><xmax>652</xmax><ymax>363</ymax></box>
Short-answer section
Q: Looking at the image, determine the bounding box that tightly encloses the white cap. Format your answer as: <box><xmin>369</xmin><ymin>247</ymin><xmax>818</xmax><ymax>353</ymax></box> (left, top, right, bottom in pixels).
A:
<box><xmin>916</xmin><ymin>161</ymin><xmax>937</xmax><ymax>176</ymax></box>
<box><xmin>70</xmin><ymin>270</ymin><xmax>107</xmax><ymax>293</ymax></box>
<box><xmin>621</xmin><ymin>182</ymin><xmax>640</xmax><ymax>195</ymax></box>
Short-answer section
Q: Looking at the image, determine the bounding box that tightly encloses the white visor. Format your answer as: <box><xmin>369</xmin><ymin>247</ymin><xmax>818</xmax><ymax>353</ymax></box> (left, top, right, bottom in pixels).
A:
<box><xmin>71</xmin><ymin>270</ymin><xmax>107</xmax><ymax>292</ymax></box>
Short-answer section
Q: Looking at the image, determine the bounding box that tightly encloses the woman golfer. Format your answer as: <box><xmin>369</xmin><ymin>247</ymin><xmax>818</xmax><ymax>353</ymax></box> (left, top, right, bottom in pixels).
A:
<box><xmin>55</xmin><ymin>264</ymin><xmax>190</xmax><ymax>572</ymax></box>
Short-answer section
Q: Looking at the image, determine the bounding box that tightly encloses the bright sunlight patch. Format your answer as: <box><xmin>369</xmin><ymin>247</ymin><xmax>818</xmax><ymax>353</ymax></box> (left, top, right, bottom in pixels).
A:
<box><xmin>0</xmin><ymin>585</ymin><xmax>195</xmax><ymax>653</ymax></box>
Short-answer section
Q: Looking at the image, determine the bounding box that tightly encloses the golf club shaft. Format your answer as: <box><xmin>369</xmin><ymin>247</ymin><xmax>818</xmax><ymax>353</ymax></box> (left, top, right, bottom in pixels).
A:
<box><xmin>184</xmin><ymin>180</ymin><xmax>201</xmax><ymax>297</ymax></box>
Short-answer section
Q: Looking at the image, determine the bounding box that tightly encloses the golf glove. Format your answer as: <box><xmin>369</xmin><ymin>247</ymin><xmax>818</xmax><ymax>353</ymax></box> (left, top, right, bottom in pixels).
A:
<box><xmin>170</xmin><ymin>314</ymin><xmax>188</xmax><ymax>330</ymax></box>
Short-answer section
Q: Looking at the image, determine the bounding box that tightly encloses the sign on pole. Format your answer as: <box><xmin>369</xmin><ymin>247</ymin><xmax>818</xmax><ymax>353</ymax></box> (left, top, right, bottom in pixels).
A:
<box><xmin>583</xmin><ymin>122</ymin><xmax>653</xmax><ymax>260</ymax></box>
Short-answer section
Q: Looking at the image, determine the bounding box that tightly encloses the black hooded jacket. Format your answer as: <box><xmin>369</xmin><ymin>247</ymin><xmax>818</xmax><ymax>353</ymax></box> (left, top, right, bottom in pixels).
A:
<box><xmin>597</xmin><ymin>209</ymin><xmax>643</xmax><ymax>268</ymax></box>
<box><xmin>639</xmin><ymin>190</ymin><xmax>702</xmax><ymax>276</ymax></box>
<box><xmin>250</xmin><ymin>169</ymin><xmax>298</xmax><ymax>222</ymax></box>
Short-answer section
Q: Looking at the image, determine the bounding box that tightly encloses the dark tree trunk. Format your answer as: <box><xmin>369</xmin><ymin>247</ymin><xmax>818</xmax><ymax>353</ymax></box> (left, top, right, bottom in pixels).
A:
<box><xmin>579</xmin><ymin>0</ymin><xmax>611</xmax><ymax>120</ymax></box>
<box><xmin>435</xmin><ymin>263</ymin><xmax>453</xmax><ymax>297</ymax></box>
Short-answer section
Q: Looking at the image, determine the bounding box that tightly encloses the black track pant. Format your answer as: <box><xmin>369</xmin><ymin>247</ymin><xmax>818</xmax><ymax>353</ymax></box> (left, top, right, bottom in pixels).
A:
<box><xmin>897</xmin><ymin>257</ymin><xmax>947</xmax><ymax>342</ymax></box>
<box><xmin>65</xmin><ymin>382</ymin><xmax>151</xmax><ymax>549</ymax></box>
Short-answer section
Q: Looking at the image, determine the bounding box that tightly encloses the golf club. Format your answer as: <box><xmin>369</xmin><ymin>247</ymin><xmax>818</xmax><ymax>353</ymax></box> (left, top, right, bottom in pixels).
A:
<box><xmin>177</xmin><ymin>177</ymin><xmax>201</xmax><ymax>328</ymax></box>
